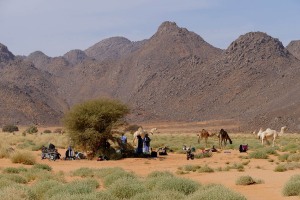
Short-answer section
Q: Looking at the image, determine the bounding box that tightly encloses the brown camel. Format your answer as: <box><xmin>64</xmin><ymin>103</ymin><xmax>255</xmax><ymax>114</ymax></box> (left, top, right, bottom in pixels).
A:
<box><xmin>218</xmin><ymin>129</ymin><xmax>232</xmax><ymax>148</ymax></box>
<box><xmin>197</xmin><ymin>129</ymin><xmax>216</xmax><ymax>147</ymax></box>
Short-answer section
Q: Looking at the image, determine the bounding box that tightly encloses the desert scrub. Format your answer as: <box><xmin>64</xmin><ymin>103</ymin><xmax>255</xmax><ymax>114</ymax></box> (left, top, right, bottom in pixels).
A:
<box><xmin>25</xmin><ymin>125</ymin><xmax>38</xmax><ymax>134</ymax></box>
<box><xmin>149</xmin><ymin>176</ymin><xmax>200</xmax><ymax>195</ymax></box>
<box><xmin>33</xmin><ymin>163</ymin><xmax>52</xmax><ymax>171</ymax></box>
<box><xmin>21</xmin><ymin>168</ymin><xmax>65</xmax><ymax>183</ymax></box>
<box><xmin>278</xmin><ymin>153</ymin><xmax>289</xmax><ymax>162</ymax></box>
<box><xmin>235</xmin><ymin>175</ymin><xmax>263</xmax><ymax>185</ymax></box>
<box><xmin>0</xmin><ymin>174</ymin><xmax>28</xmax><ymax>184</ymax></box>
<box><xmin>274</xmin><ymin>164</ymin><xmax>287</xmax><ymax>172</ymax></box>
<box><xmin>10</xmin><ymin>150</ymin><xmax>36</xmax><ymax>165</ymax></box>
<box><xmin>188</xmin><ymin>184</ymin><xmax>246</xmax><ymax>200</ymax></box>
<box><xmin>102</xmin><ymin>169</ymin><xmax>137</xmax><ymax>187</ymax></box>
<box><xmin>131</xmin><ymin>190</ymin><xmax>185</xmax><ymax>200</ymax></box>
<box><xmin>71</xmin><ymin>167</ymin><xmax>95</xmax><ymax>178</ymax></box>
<box><xmin>282</xmin><ymin>174</ymin><xmax>300</xmax><ymax>196</ymax></box>
<box><xmin>184</xmin><ymin>165</ymin><xmax>201</xmax><ymax>172</ymax></box>
<box><xmin>194</xmin><ymin>151</ymin><xmax>213</xmax><ymax>159</ymax></box>
<box><xmin>31</xmin><ymin>180</ymin><xmax>63</xmax><ymax>200</ymax></box>
<box><xmin>2</xmin><ymin>167</ymin><xmax>27</xmax><ymax>174</ymax></box>
<box><xmin>287</xmin><ymin>153</ymin><xmax>300</xmax><ymax>162</ymax></box>
<box><xmin>249</xmin><ymin>150</ymin><xmax>268</xmax><ymax>159</ymax></box>
<box><xmin>2</xmin><ymin>124</ymin><xmax>19</xmax><ymax>132</ymax></box>
<box><xmin>197</xmin><ymin>165</ymin><xmax>214</xmax><ymax>173</ymax></box>
<box><xmin>107</xmin><ymin>177</ymin><xmax>145</xmax><ymax>199</ymax></box>
<box><xmin>0</xmin><ymin>185</ymin><xmax>37</xmax><ymax>200</ymax></box>
<box><xmin>44</xmin><ymin>178</ymin><xmax>99</xmax><ymax>199</ymax></box>
<box><xmin>147</xmin><ymin>170</ymin><xmax>174</xmax><ymax>179</ymax></box>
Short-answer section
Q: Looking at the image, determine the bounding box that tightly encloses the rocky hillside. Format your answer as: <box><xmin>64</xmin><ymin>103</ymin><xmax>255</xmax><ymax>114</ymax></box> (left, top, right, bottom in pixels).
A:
<box><xmin>1</xmin><ymin>21</ymin><xmax>300</xmax><ymax>131</ymax></box>
<box><xmin>287</xmin><ymin>40</ymin><xmax>300</xmax><ymax>60</ymax></box>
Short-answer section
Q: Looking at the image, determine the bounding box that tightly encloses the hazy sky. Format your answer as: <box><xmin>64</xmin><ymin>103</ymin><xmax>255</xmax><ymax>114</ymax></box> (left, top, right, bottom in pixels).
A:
<box><xmin>1</xmin><ymin>0</ymin><xmax>299</xmax><ymax>57</ymax></box>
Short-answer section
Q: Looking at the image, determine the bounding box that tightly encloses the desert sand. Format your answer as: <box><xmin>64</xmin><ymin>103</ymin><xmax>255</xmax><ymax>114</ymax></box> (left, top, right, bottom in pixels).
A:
<box><xmin>1</xmin><ymin>121</ymin><xmax>299</xmax><ymax>200</ymax></box>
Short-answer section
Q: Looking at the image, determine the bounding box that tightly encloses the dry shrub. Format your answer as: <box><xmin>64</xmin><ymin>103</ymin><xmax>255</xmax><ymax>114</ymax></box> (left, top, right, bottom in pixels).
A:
<box><xmin>10</xmin><ymin>150</ymin><xmax>36</xmax><ymax>165</ymax></box>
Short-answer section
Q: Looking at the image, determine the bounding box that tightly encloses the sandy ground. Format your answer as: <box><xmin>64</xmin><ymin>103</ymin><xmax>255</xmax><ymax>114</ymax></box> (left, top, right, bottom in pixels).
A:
<box><xmin>1</xmin><ymin>121</ymin><xmax>300</xmax><ymax>200</ymax></box>
<box><xmin>2</xmin><ymin>150</ymin><xmax>299</xmax><ymax>200</ymax></box>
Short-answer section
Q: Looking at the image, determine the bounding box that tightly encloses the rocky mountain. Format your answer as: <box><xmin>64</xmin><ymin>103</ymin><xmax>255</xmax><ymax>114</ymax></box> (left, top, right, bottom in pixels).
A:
<box><xmin>1</xmin><ymin>21</ymin><xmax>300</xmax><ymax>131</ymax></box>
<box><xmin>287</xmin><ymin>40</ymin><xmax>300</xmax><ymax>60</ymax></box>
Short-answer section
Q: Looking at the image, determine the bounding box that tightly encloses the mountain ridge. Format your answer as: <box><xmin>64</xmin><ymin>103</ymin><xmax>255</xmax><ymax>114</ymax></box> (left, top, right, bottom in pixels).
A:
<box><xmin>1</xmin><ymin>21</ymin><xmax>300</xmax><ymax>131</ymax></box>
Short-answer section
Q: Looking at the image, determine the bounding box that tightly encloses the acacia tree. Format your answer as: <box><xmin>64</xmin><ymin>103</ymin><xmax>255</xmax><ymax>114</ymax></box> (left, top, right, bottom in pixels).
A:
<box><xmin>63</xmin><ymin>98</ymin><xmax>129</xmax><ymax>155</ymax></box>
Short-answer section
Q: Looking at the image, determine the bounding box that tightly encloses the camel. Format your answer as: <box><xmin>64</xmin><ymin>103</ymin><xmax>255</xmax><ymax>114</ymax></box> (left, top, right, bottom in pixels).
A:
<box><xmin>197</xmin><ymin>129</ymin><xmax>216</xmax><ymax>147</ymax></box>
<box><xmin>252</xmin><ymin>128</ymin><xmax>264</xmax><ymax>139</ymax></box>
<box><xmin>218</xmin><ymin>129</ymin><xmax>232</xmax><ymax>148</ymax></box>
<box><xmin>132</xmin><ymin>127</ymin><xmax>157</xmax><ymax>145</ymax></box>
<box><xmin>259</xmin><ymin>126</ymin><xmax>287</xmax><ymax>147</ymax></box>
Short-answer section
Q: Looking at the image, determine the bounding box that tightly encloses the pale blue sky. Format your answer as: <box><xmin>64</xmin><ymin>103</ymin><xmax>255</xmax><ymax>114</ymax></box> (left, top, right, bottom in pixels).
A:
<box><xmin>0</xmin><ymin>0</ymin><xmax>299</xmax><ymax>57</ymax></box>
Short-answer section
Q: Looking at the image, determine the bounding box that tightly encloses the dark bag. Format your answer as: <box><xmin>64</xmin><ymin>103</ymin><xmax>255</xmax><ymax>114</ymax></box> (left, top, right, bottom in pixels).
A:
<box><xmin>151</xmin><ymin>151</ymin><xmax>157</xmax><ymax>157</ymax></box>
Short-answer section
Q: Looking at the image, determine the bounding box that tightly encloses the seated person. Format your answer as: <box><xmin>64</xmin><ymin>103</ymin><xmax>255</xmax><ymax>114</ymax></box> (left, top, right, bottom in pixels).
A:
<box><xmin>65</xmin><ymin>146</ymin><xmax>75</xmax><ymax>160</ymax></box>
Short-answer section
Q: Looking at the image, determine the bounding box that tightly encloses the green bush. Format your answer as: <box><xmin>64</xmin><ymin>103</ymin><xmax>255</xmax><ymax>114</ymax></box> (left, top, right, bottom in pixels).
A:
<box><xmin>278</xmin><ymin>153</ymin><xmax>289</xmax><ymax>162</ymax></box>
<box><xmin>2</xmin><ymin>125</ymin><xmax>19</xmax><ymax>132</ymax></box>
<box><xmin>63</xmin><ymin>98</ymin><xmax>130</xmax><ymax>156</ymax></box>
<box><xmin>188</xmin><ymin>184</ymin><xmax>246</xmax><ymax>200</ymax></box>
<box><xmin>282</xmin><ymin>175</ymin><xmax>300</xmax><ymax>196</ymax></box>
<box><xmin>71</xmin><ymin>167</ymin><xmax>95</xmax><ymax>178</ymax></box>
<box><xmin>0</xmin><ymin>185</ymin><xmax>37</xmax><ymax>200</ymax></box>
<box><xmin>274</xmin><ymin>164</ymin><xmax>287</xmax><ymax>172</ymax></box>
<box><xmin>151</xmin><ymin>176</ymin><xmax>200</xmax><ymax>195</ymax></box>
<box><xmin>10</xmin><ymin>151</ymin><xmax>36</xmax><ymax>165</ymax></box>
<box><xmin>131</xmin><ymin>190</ymin><xmax>185</xmax><ymax>200</ymax></box>
<box><xmin>25</xmin><ymin>126</ymin><xmax>38</xmax><ymax>134</ymax></box>
<box><xmin>147</xmin><ymin>171</ymin><xmax>174</xmax><ymax>179</ymax></box>
<box><xmin>249</xmin><ymin>151</ymin><xmax>268</xmax><ymax>159</ymax></box>
<box><xmin>235</xmin><ymin>175</ymin><xmax>256</xmax><ymax>185</ymax></box>
<box><xmin>44</xmin><ymin>178</ymin><xmax>99</xmax><ymax>199</ymax></box>
<box><xmin>3</xmin><ymin>167</ymin><xmax>27</xmax><ymax>174</ymax></box>
<box><xmin>108</xmin><ymin>177</ymin><xmax>144</xmax><ymax>199</ymax></box>
<box><xmin>43</xmin><ymin>129</ymin><xmax>52</xmax><ymax>133</ymax></box>
<box><xmin>0</xmin><ymin>174</ymin><xmax>28</xmax><ymax>184</ymax></box>
<box><xmin>198</xmin><ymin>165</ymin><xmax>214</xmax><ymax>173</ymax></box>
<box><xmin>103</xmin><ymin>170</ymin><xmax>137</xmax><ymax>187</ymax></box>
<box><xmin>33</xmin><ymin>164</ymin><xmax>52</xmax><ymax>171</ymax></box>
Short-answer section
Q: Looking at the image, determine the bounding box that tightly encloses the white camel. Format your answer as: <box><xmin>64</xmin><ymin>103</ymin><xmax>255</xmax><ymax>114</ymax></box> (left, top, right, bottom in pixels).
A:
<box><xmin>253</xmin><ymin>128</ymin><xmax>264</xmax><ymax>139</ymax></box>
<box><xmin>132</xmin><ymin>127</ymin><xmax>157</xmax><ymax>145</ymax></box>
<box><xmin>259</xmin><ymin>126</ymin><xmax>287</xmax><ymax>147</ymax></box>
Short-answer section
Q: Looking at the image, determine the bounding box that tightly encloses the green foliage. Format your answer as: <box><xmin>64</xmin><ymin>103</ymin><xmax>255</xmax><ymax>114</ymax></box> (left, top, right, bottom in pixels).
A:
<box><xmin>33</xmin><ymin>164</ymin><xmax>52</xmax><ymax>171</ymax></box>
<box><xmin>274</xmin><ymin>164</ymin><xmax>287</xmax><ymax>172</ymax></box>
<box><xmin>188</xmin><ymin>184</ymin><xmax>247</xmax><ymax>200</ymax></box>
<box><xmin>235</xmin><ymin>175</ymin><xmax>256</xmax><ymax>185</ymax></box>
<box><xmin>3</xmin><ymin>167</ymin><xmax>27</xmax><ymax>174</ymax></box>
<box><xmin>278</xmin><ymin>153</ymin><xmax>289</xmax><ymax>162</ymax></box>
<box><xmin>71</xmin><ymin>167</ymin><xmax>95</xmax><ymax>178</ymax></box>
<box><xmin>43</xmin><ymin>129</ymin><xmax>52</xmax><ymax>133</ymax></box>
<box><xmin>2</xmin><ymin>124</ymin><xmax>19</xmax><ymax>132</ymax></box>
<box><xmin>131</xmin><ymin>190</ymin><xmax>185</xmax><ymax>200</ymax></box>
<box><xmin>249</xmin><ymin>150</ymin><xmax>268</xmax><ymax>159</ymax></box>
<box><xmin>44</xmin><ymin>178</ymin><xmax>99</xmax><ymax>199</ymax></box>
<box><xmin>0</xmin><ymin>185</ymin><xmax>37</xmax><ymax>200</ymax></box>
<box><xmin>108</xmin><ymin>177</ymin><xmax>144</xmax><ymax>199</ymax></box>
<box><xmin>63</xmin><ymin>98</ymin><xmax>129</xmax><ymax>155</ymax></box>
<box><xmin>282</xmin><ymin>175</ymin><xmax>300</xmax><ymax>196</ymax></box>
<box><xmin>198</xmin><ymin>165</ymin><xmax>214</xmax><ymax>173</ymax></box>
<box><xmin>124</xmin><ymin>124</ymin><xmax>141</xmax><ymax>133</ymax></box>
<box><xmin>149</xmin><ymin>176</ymin><xmax>200</xmax><ymax>195</ymax></box>
<box><xmin>147</xmin><ymin>171</ymin><xmax>174</xmax><ymax>179</ymax></box>
<box><xmin>25</xmin><ymin>126</ymin><xmax>38</xmax><ymax>134</ymax></box>
<box><xmin>10</xmin><ymin>151</ymin><xmax>36</xmax><ymax>165</ymax></box>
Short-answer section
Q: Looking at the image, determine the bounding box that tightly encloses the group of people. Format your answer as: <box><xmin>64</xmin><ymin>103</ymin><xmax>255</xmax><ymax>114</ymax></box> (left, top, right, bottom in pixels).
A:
<box><xmin>120</xmin><ymin>132</ymin><xmax>152</xmax><ymax>155</ymax></box>
<box><xmin>135</xmin><ymin>133</ymin><xmax>151</xmax><ymax>154</ymax></box>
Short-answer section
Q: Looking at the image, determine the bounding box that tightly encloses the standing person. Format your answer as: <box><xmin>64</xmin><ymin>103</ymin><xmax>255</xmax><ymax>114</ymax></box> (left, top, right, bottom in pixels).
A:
<box><xmin>120</xmin><ymin>133</ymin><xmax>127</xmax><ymax>152</ymax></box>
<box><xmin>143</xmin><ymin>133</ymin><xmax>151</xmax><ymax>153</ymax></box>
<box><xmin>136</xmin><ymin>135</ymin><xmax>143</xmax><ymax>154</ymax></box>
